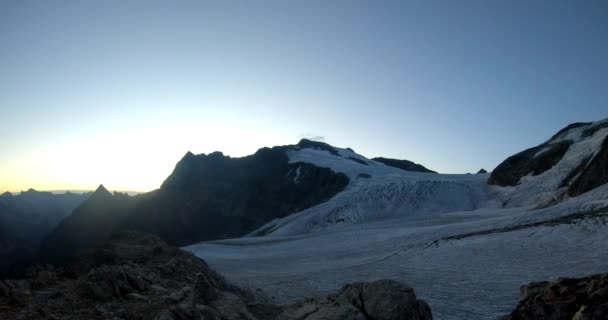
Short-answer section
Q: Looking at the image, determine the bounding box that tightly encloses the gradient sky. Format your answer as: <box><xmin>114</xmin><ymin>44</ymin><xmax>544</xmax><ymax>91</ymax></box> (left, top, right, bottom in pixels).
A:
<box><xmin>1</xmin><ymin>0</ymin><xmax>607</xmax><ymax>193</ymax></box>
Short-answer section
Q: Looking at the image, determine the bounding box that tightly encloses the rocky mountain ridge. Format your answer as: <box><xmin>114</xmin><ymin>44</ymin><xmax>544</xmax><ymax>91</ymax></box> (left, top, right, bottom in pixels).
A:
<box><xmin>39</xmin><ymin>140</ymin><xmax>359</xmax><ymax>265</ymax></box>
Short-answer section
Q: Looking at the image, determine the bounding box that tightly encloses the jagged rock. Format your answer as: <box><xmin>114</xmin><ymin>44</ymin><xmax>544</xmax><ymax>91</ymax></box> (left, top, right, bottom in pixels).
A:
<box><xmin>79</xmin><ymin>264</ymin><xmax>151</xmax><ymax>301</ymax></box>
<box><xmin>0</xmin><ymin>232</ymin><xmax>432</xmax><ymax>320</ymax></box>
<box><xmin>275</xmin><ymin>280</ymin><xmax>432</xmax><ymax>320</ymax></box>
<box><xmin>505</xmin><ymin>273</ymin><xmax>608</xmax><ymax>320</ymax></box>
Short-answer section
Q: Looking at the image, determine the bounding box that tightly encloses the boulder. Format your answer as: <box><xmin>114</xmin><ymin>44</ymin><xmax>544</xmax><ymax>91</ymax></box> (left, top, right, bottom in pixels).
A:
<box><xmin>277</xmin><ymin>280</ymin><xmax>432</xmax><ymax>320</ymax></box>
<box><xmin>505</xmin><ymin>273</ymin><xmax>608</xmax><ymax>320</ymax></box>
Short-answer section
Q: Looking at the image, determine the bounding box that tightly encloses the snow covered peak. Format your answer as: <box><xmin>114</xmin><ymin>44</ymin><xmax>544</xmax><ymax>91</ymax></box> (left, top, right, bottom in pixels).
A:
<box><xmin>489</xmin><ymin>118</ymin><xmax>608</xmax><ymax>207</ymax></box>
<box><xmin>249</xmin><ymin>142</ymin><xmax>488</xmax><ymax>236</ymax></box>
<box><xmin>288</xmin><ymin>142</ymin><xmax>440</xmax><ymax>182</ymax></box>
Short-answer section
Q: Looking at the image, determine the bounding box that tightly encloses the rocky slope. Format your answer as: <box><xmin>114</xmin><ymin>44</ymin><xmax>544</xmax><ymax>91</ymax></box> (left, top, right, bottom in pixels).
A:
<box><xmin>489</xmin><ymin>119</ymin><xmax>608</xmax><ymax>207</ymax></box>
<box><xmin>505</xmin><ymin>273</ymin><xmax>608</xmax><ymax>319</ymax></box>
<box><xmin>1</xmin><ymin>232</ymin><xmax>433</xmax><ymax>320</ymax></box>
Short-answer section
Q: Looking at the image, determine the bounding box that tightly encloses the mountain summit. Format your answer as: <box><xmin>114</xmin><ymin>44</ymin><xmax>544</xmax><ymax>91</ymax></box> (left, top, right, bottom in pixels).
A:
<box><xmin>94</xmin><ymin>184</ymin><xmax>111</xmax><ymax>195</ymax></box>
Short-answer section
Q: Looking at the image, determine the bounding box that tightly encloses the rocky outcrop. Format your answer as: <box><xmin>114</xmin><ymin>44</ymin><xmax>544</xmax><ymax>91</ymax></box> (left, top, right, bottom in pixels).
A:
<box><xmin>489</xmin><ymin>120</ymin><xmax>608</xmax><ymax>192</ymax></box>
<box><xmin>488</xmin><ymin>140</ymin><xmax>572</xmax><ymax>186</ymax></box>
<box><xmin>505</xmin><ymin>273</ymin><xmax>608</xmax><ymax>320</ymax></box>
<box><xmin>477</xmin><ymin>169</ymin><xmax>488</xmax><ymax>174</ymax></box>
<box><xmin>1</xmin><ymin>232</ymin><xmax>432</xmax><ymax>320</ymax></box>
<box><xmin>372</xmin><ymin>157</ymin><xmax>436</xmax><ymax>173</ymax></box>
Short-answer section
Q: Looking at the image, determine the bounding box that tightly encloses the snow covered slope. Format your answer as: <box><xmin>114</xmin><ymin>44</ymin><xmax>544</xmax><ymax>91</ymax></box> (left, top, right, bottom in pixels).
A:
<box><xmin>492</xmin><ymin>118</ymin><xmax>608</xmax><ymax>208</ymax></box>
<box><xmin>186</xmin><ymin>119</ymin><xmax>608</xmax><ymax>320</ymax></box>
<box><xmin>249</xmin><ymin>145</ymin><xmax>495</xmax><ymax>236</ymax></box>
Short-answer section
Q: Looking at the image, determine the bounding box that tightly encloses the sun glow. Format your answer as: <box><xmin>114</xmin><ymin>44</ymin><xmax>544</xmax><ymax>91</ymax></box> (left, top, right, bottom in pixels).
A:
<box><xmin>0</xmin><ymin>119</ymin><xmax>296</xmax><ymax>194</ymax></box>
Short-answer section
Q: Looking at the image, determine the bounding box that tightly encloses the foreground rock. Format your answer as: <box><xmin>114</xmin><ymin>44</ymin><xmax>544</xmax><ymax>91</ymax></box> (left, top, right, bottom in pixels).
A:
<box><xmin>505</xmin><ymin>273</ymin><xmax>608</xmax><ymax>320</ymax></box>
<box><xmin>1</xmin><ymin>231</ymin><xmax>432</xmax><ymax>320</ymax></box>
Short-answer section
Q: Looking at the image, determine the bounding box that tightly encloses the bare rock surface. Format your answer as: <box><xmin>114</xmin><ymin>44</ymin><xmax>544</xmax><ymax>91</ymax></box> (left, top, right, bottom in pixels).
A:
<box><xmin>505</xmin><ymin>273</ymin><xmax>608</xmax><ymax>320</ymax></box>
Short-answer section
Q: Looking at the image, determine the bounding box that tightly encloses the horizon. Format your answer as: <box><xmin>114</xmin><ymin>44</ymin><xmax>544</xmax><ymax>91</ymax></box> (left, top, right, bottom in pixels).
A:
<box><xmin>2</xmin><ymin>1</ymin><xmax>607</xmax><ymax>193</ymax></box>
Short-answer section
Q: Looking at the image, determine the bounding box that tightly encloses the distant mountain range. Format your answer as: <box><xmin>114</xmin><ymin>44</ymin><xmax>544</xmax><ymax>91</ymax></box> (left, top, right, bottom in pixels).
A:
<box><xmin>4</xmin><ymin>119</ymin><xmax>608</xmax><ymax>276</ymax></box>
<box><xmin>0</xmin><ymin>190</ymin><xmax>89</xmax><ymax>275</ymax></box>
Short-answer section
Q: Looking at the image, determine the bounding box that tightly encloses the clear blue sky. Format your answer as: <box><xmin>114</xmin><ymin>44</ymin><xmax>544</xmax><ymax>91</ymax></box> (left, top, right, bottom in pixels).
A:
<box><xmin>1</xmin><ymin>0</ymin><xmax>607</xmax><ymax>192</ymax></box>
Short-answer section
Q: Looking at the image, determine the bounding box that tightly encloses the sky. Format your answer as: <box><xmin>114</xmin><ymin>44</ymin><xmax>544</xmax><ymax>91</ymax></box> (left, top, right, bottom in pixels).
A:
<box><xmin>1</xmin><ymin>0</ymin><xmax>607</xmax><ymax>193</ymax></box>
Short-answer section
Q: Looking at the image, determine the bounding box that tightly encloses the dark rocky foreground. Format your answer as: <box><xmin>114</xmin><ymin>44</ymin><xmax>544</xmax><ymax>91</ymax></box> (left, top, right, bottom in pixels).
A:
<box><xmin>2</xmin><ymin>234</ymin><xmax>607</xmax><ymax>320</ymax></box>
<box><xmin>1</xmin><ymin>232</ymin><xmax>432</xmax><ymax>320</ymax></box>
<box><xmin>504</xmin><ymin>273</ymin><xmax>608</xmax><ymax>320</ymax></box>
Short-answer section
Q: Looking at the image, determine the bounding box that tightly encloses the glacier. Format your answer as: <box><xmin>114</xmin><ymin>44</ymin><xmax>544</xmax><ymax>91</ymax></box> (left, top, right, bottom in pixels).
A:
<box><xmin>186</xmin><ymin>121</ymin><xmax>608</xmax><ymax>320</ymax></box>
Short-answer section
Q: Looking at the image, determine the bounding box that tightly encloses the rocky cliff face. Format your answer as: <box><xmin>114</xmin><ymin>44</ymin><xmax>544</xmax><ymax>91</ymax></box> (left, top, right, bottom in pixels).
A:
<box><xmin>505</xmin><ymin>273</ymin><xmax>608</xmax><ymax>320</ymax></box>
<box><xmin>1</xmin><ymin>232</ymin><xmax>433</xmax><ymax>320</ymax></box>
<box><xmin>39</xmin><ymin>141</ymin><xmax>349</xmax><ymax>265</ymax></box>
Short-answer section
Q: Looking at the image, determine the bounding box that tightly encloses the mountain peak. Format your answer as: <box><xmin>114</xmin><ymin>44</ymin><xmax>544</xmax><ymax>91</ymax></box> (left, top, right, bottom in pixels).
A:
<box><xmin>0</xmin><ymin>191</ymin><xmax>12</xmax><ymax>198</ymax></box>
<box><xmin>94</xmin><ymin>184</ymin><xmax>111</xmax><ymax>196</ymax></box>
<box><xmin>296</xmin><ymin>139</ymin><xmax>339</xmax><ymax>156</ymax></box>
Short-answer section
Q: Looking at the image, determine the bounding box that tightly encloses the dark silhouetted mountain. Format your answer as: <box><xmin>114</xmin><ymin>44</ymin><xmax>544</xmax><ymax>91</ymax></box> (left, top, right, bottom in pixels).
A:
<box><xmin>40</xmin><ymin>141</ymin><xmax>349</xmax><ymax>265</ymax></box>
<box><xmin>477</xmin><ymin>169</ymin><xmax>488</xmax><ymax>174</ymax></box>
<box><xmin>0</xmin><ymin>189</ymin><xmax>89</xmax><ymax>276</ymax></box>
<box><xmin>372</xmin><ymin>157</ymin><xmax>436</xmax><ymax>173</ymax></box>
<box><xmin>39</xmin><ymin>185</ymin><xmax>136</xmax><ymax>265</ymax></box>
